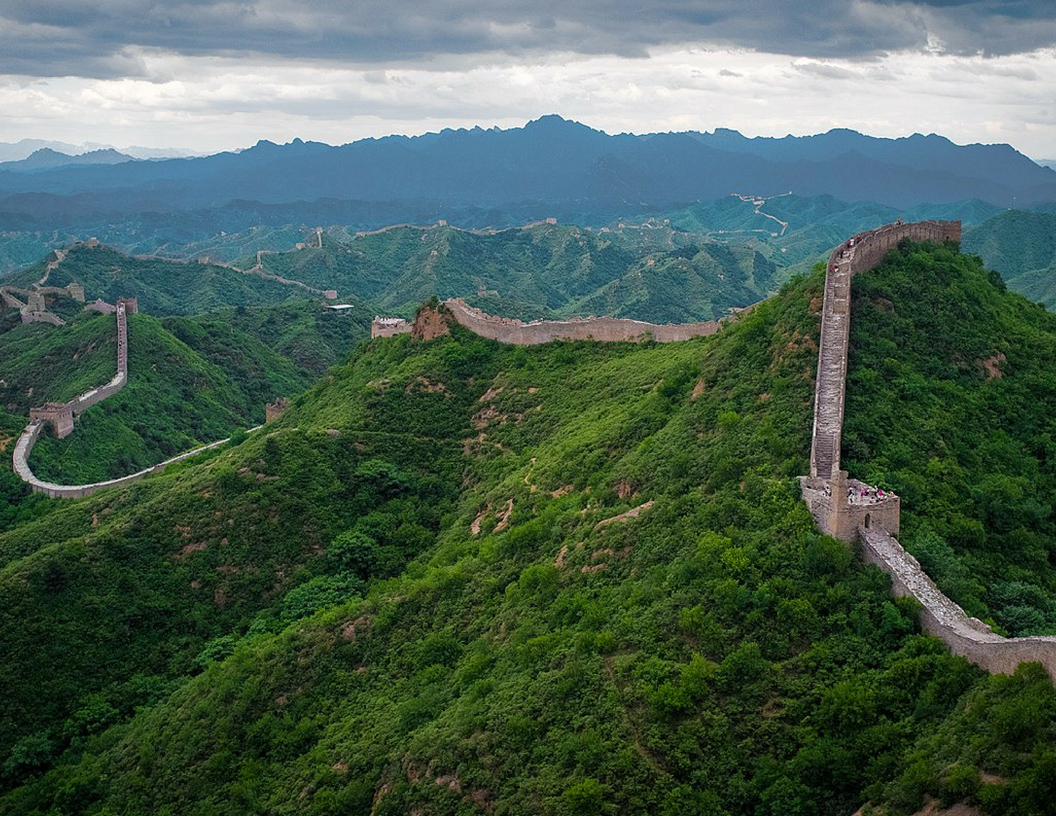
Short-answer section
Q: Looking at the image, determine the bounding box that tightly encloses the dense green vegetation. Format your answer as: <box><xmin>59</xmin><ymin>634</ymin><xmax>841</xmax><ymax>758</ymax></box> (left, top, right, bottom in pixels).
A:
<box><xmin>2</xmin><ymin>244</ymin><xmax>1056</xmax><ymax>814</ymax></box>
<box><xmin>169</xmin><ymin>300</ymin><xmax>371</xmax><ymax>378</ymax></box>
<box><xmin>256</xmin><ymin>223</ymin><xmax>775</xmax><ymax>322</ymax></box>
<box><xmin>0</xmin><ymin>308</ymin><xmax>317</xmax><ymax>488</ymax></box>
<box><xmin>0</xmin><ymin>312</ymin><xmax>119</xmax><ymax>411</ymax></box>
<box><xmin>27</xmin><ymin>314</ymin><xmax>304</xmax><ymax>483</ymax></box>
<box><xmin>2</xmin><ymin>223</ymin><xmax>775</xmax><ymax>326</ymax></box>
<box><xmin>3</xmin><ymin>243</ymin><xmax>307</xmax><ymax>315</ymax></box>
<box><xmin>964</xmin><ymin>211</ymin><xmax>1056</xmax><ymax>309</ymax></box>
<box><xmin>0</xmin><ymin>296</ymin><xmax>368</xmax><ymax>494</ymax></box>
<box><xmin>652</xmin><ymin>194</ymin><xmax>1004</xmax><ymax>274</ymax></box>
<box><xmin>844</xmin><ymin>240</ymin><xmax>1056</xmax><ymax>636</ymax></box>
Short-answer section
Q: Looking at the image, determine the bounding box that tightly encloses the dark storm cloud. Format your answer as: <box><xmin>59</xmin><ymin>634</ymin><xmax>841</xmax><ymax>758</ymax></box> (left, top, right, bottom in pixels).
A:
<box><xmin>1</xmin><ymin>0</ymin><xmax>1054</xmax><ymax>77</ymax></box>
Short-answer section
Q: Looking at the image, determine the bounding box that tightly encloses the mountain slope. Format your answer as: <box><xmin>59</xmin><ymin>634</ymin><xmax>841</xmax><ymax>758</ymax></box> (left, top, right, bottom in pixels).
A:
<box><xmin>3</xmin><ymin>242</ymin><xmax>313</xmax><ymax>315</ymax></box>
<box><xmin>0</xmin><ymin>310</ymin><xmax>307</xmax><ymax>486</ymax></box>
<box><xmin>964</xmin><ymin>210</ymin><xmax>1056</xmax><ymax>308</ymax></box>
<box><xmin>2</xmin><ymin>246</ymin><xmax>1056</xmax><ymax>813</ymax></box>
<box><xmin>843</xmin><ymin>240</ymin><xmax>1056</xmax><ymax>636</ymax></box>
<box><xmin>257</xmin><ymin>222</ymin><xmax>775</xmax><ymax>321</ymax></box>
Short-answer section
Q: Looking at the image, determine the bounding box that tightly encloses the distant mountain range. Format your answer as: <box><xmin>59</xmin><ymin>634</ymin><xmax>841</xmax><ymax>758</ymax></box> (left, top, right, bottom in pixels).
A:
<box><xmin>0</xmin><ymin>139</ymin><xmax>202</xmax><ymax>162</ymax></box>
<box><xmin>964</xmin><ymin>210</ymin><xmax>1056</xmax><ymax>308</ymax></box>
<box><xmin>0</xmin><ymin>148</ymin><xmax>135</xmax><ymax>172</ymax></box>
<box><xmin>0</xmin><ymin>116</ymin><xmax>1052</xmax><ymax>237</ymax></box>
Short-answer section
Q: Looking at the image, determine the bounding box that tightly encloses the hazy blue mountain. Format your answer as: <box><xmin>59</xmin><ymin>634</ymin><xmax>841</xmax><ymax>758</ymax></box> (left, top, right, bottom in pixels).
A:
<box><xmin>0</xmin><ymin>148</ymin><xmax>135</xmax><ymax>173</ymax></box>
<box><xmin>964</xmin><ymin>210</ymin><xmax>1056</xmax><ymax>307</ymax></box>
<box><xmin>0</xmin><ymin>117</ymin><xmax>1052</xmax><ymax>237</ymax></box>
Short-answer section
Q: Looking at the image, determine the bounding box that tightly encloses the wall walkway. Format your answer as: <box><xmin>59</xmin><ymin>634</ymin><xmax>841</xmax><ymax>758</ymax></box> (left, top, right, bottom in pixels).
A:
<box><xmin>11</xmin><ymin>301</ymin><xmax>252</xmax><ymax>499</ymax></box>
<box><xmin>810</xmin><ymin>220</ymin><xmax>961</xmax><ymax>479</ymax></box>
<box><xmin>803</xmin><ymin>220</ymin><xmax>1056</xmax><ymax>682</ymax></box>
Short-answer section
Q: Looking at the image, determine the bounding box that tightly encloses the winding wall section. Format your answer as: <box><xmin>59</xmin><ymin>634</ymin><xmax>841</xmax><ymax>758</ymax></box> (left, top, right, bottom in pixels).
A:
<box><xmin>804</xmin><ymin>220</ymin><xmax>1056</xmax><ymax>682</ymax></box>
<box><xmin>11</xmin><ymin>302</ymin><xmax>245</xmax><ymax>499</ymax></box>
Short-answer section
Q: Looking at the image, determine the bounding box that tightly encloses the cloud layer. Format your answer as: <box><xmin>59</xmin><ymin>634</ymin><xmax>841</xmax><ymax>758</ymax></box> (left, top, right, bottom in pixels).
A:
<box><xmin>0</xmin><ymin>1</ymin><xmax>1053</xmax><ymax>157</ymax></box>
<box><xmin>2</xmin><ymin>0</ymin><xmax>1055</xmax><ymax>78</ymax></box>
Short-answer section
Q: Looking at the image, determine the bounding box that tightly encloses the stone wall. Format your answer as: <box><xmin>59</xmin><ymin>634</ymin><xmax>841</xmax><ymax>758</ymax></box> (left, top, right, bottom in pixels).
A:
<box><xmin>371</xmin><ymin>316</ymin><xmax>412</xmax><ymax>338</ymax></box>
<box><xmin>14</xmin><ymin>426</ymin><xmax>236</xmax><ymax>499</ymax></box>
<box><xmin>13</xmin><ymin>303</ymin><xmax>129</xmax><ymax>494</ymax></box>
<box><xmin>443</xmin><ymin>298</ymin><xmax>722</xmax><ymax>345</ymax></box>
<box><xmin>21</xmin><ymin>310</ymin><xmax>65</xmax><ymax>326</ymax></box>
<box><xmin>860</xmin><ymin>527</ymin><xmax>1056</xmax><ymax>681</ymax></box>
<box><xmin>811</xmin><ymin>220</ymin><xmax>960</xmax><ymax>480</ymax></box>
<box><xmin>265</xmin><ymin>397</ymin><xmax>290</xmax><ymax>423</ymax></box>
<box><xmin>800</xmin><ymin>219</ymin><xmax>1056</xmax><ymax>682</ymax></box>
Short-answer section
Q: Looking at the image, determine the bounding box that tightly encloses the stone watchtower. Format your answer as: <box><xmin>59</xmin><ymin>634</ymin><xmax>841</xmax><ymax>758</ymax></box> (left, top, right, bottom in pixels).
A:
<box><xmin>801</xmin><ymin>220</ymin><xmax>959</xmax><ymax>542</ymax></box>
<box><xmin>30</xmin><ymin>402</ymin><xmax>74</xmax><ymax>439</ymax></box>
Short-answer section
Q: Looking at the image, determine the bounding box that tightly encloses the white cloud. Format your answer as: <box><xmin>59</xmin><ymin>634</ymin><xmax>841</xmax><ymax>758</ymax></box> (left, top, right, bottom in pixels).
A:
<box><xmin>0</xmin><ymin>46</ymin><xmax>1052</xmax><ymax>158</ymax></box>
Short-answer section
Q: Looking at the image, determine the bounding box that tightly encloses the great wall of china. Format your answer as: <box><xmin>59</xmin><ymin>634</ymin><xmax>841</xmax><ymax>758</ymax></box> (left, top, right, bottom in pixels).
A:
<box><xmin>12</xmin><ymin>221</ymin><xmax>1056</xmax><ymax>681</ymax></box>
<box><xmin>10</xmin><ymin>298</ymin><xmax>258</xmax><ymax>499</ymax></box>
<box><xmin>799</xmin><ymin>219</ymin><xmax>1056</xmax><ymax>681</ymax></box>
<box><xmin>372</xmin><ymin>298</ymin><xmax>724</xmax><ymax>343</ymax></box>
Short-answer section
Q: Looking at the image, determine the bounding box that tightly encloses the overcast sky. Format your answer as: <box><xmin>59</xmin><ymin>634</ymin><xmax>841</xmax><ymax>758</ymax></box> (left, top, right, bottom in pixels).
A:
<box><xmin>1</xmin><ymin>0</ymin><xmax>1054</xmax><ymax>158</ymax></box>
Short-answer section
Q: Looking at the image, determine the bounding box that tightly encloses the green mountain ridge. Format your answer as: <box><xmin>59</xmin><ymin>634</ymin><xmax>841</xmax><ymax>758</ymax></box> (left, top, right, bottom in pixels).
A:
<box><xmin>0</xmin><ymin>305</ymin><xmax>335</xmax><ymax>492</ymax></box>
<box><xmin>651</xmin><ymin>194</ymin><xmax>1005</xmax><ymax>274</ymax></box>
<box><xmin>255</xmin><ymin>222</ymin><xmax>775</xmax><ymax>322</ymax></box>
<box><xmin>964</xmin><ymin>211</ymin><xmax>1056</xmax><ymax>309</ymax></box>
<box><xmin>2</xmin><ymin>243</ymin><xmax>312</xmax><ymax>316</ymax></box>
<box><xmin>1</xmin><ymin>243</ymin><xmax>1056</xmax><ymax>813</ymax></box>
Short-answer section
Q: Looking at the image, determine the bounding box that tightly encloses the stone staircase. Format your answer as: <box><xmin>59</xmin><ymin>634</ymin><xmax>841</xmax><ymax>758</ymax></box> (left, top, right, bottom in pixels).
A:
<box><xmin>810</xmin><ymin>259</ymin><xmax>852</xmax><ymax>479</ymax></box>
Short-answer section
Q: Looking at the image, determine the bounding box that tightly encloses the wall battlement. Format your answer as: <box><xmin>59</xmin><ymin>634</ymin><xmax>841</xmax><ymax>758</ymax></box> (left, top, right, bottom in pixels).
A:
<box><xmin>442</xmin><ymin>298</ymin><xmax>723</xmax><ymax>345</ymax></box>
<box><xmin>801</xmin><ymin>220</ymin><xmax>1056</xmax><ymax>682</ymax></box>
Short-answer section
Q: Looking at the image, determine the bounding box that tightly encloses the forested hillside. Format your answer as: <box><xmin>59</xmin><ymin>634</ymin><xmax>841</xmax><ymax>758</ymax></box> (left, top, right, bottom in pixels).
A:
<box><xmin>964</xmin><ymin>211</ymin><xmax>1056</xmax><ymax>308</ymax></box>
<box><xmin>844</xmin><ymin>241</ymin><xmax>1056</xmax><ymax>636</ymax></box>
<box><xmin>257</xmin><ymin>222</ymin><xmax>775</xmax><ymax>321</ymax></box>
<box><xmin>1</xmin><ymin>224</ymin><xmax>777</xmax><ymax>324</ymax></box>
<box><xmin>0</xmin><ymin>305</ymin><xmax>338</xmax><ymax>491</ymax></box>
<box><xmin>1</xmin><ymin>244</ymin><xmax>1056</xmax><ymax>814</ymax></box>
<box><xmin>3</xmin><ymin>242</ymin><xmax>307</xmax><ymax>315</ymax></box>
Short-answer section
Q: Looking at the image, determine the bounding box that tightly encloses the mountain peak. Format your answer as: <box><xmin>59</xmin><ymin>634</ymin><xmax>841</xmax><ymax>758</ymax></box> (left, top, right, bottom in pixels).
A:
<box><xmin>524</xmin><ymin>114</ymin><xmax>595</xmax><ymax>133</ymax></box>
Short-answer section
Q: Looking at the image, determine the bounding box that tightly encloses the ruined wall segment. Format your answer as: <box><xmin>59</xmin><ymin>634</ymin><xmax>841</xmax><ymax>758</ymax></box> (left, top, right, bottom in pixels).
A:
<box><xmin>442</xmin><ymin>298</ymin><xmax>722</xmax><ymax>345</ymax></box>
<box><xmin>371</xmin><ymin>316</ymin><xmax>412</xmax><ymax>338</ymax></box>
